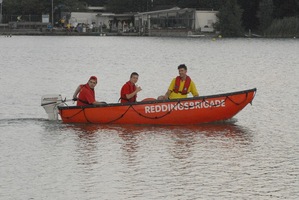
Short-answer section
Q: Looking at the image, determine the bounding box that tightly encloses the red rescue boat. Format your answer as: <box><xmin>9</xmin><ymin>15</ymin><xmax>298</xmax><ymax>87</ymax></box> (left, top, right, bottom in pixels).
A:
<box><xmin>49</xmin><ymin>88</ymin><xmax>256</xmax><ymax>125</ymax></box>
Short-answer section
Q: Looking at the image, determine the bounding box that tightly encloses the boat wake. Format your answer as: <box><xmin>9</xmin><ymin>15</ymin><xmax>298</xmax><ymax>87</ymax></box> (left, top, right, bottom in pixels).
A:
<box><xmin>0</xmin><ymin>117</ymin><xmax>238</xmax><ymax>126</ymax></box>
<box><xmin>0</xmin><ymin>117</ymin><xmax>56</xmax><ymax>126</ymax></box>
<box><xmin>208</xmin><ymin>118</ymin><xmax>238</xmax><ymax>124</ymax></box>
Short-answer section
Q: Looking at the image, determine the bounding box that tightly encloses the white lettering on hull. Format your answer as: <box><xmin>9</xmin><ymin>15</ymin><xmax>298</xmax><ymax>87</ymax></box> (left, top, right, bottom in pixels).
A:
<box><xmin>144</xmin><ymin>100</ymin><xmax>225</xmax><ymax>114</ymax></box>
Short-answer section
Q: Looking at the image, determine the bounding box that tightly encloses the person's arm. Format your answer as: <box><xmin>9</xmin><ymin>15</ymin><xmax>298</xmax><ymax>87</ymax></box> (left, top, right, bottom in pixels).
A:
<box><xmin>157</xmin><ymin>90</ymin><xmax>171</xmax><ymax>100</ymax></box>
<box><xmin>163</xmin><ymin>78</ymin><xmax>176</xmax><ymax>99</ymax></box>
<box><xmin>126</xmin><ymin>86</ymin><xmax>142</xmax><ymax>100</ymax></box>
<box><xmin>163</xmin><ymin>90</ymin><xmax>172</xmax><ymax>99</ymax></box>
<box><xmin>190</xmin><ymin>81</ymin><xmax>199</xmax><ymax>97</ymax></box>
<box><xmin>85</xmin><ymin>92</ymin><xmax>105</xmax><ymax>105</ymax></box>
<box><xmin>73</xmin><ymin>85</ymin><xmax>81</xmax><ymax>99</ymax></box>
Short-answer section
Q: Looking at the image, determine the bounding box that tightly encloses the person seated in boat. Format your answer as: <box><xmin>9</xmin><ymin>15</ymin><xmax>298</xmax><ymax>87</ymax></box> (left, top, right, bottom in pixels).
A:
<box><xmin>73</xmin><ymin>76</ymin><xmax>106</xmax><ymax>106</ymax></box>
<box><xmin>158</xmin><ymin>64</ymin><xmax>199</xmax><ymax>100</ymax></box>
<box><xmin>120</xmin><ymin>72</ymin><xmax>142</xmax><ymax>103</ymax></box>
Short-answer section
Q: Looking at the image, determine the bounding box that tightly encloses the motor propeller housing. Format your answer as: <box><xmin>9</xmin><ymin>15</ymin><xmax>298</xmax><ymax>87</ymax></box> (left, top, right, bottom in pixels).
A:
<box><xmin>41</xmin><ymin>94</ymin><xmax>63</xmax><ymax>120</ymax></box>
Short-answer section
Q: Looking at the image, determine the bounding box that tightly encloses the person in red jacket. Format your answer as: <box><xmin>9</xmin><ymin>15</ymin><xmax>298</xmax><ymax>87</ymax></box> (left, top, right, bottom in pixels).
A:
<box><xmin>120</xmin><ymin>72</ymin><xmax>142</xmax><ymax>103</ymax></box>
<box><xmin>73</xmin><ymin>76</ymin><xmax>105</xmax><ymax>106</ymax></box>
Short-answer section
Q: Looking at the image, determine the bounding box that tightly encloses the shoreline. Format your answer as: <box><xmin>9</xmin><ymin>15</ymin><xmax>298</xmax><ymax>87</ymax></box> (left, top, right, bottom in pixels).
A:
<box><xmin>0</xmin><ymin>29</ymin><xmax>217</xmax><ymax>38</ymax></box>
<box><xmin>0</xmin><ymin>29</ymin><xmax>297</xmax><ymax>39</ymax></box>
<box><xmin>0</xmin><ymin>30</ymin><xmax>139</xmax><ymax>37</ymax></box>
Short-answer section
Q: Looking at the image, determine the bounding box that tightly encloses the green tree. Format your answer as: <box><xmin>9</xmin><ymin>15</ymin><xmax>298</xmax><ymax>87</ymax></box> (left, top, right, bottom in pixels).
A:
<box><xmin>258</xmin><ymin>0</ymin><xmax>274</xmax><ymax>33</ymax></box>
<box><xmin>273</xmin><ymin>0</ymin><xmax>299</xmax><ymax>18</ymax></box>
<box><xmin>55</xmin><ymin>0</ymin><xmax>86</xmax><ymax>11</ymax></box>
<box><xmin>237</xmin><ymin>0</ymin><xmax>259</xmax><ymax>32</ymax></box>
<box><xmin>215</xmin><ymin>0</ymin><xmax>244</xmax><ymax>37</ymax></box>
<box><xmin>106</xmin><ymin>0</ymin><xmax>130</xmax><ymax>13</ymax></box>
<box><xmin>176</xmin><ymin>0</ymin><xmax>224</xmax><ymax>9</ymax></box>
<box><xmin>106</xmin><ymin>0</ymin><xmax>153</xmax><ymax>13</ymax></box>
<box><xmin>2</xmin><ymin>0</ymin><xmax>86</xmax><ymax>15</ymax></box>
<box><xmin>84</xmin><ymin>0</ymin><xmax>108</xmax><ymax>6</ymax></box>
<box><xmin>3</xmin><ymin>0</ymin><xmax>45</xmax><ymax>15</ymax></box>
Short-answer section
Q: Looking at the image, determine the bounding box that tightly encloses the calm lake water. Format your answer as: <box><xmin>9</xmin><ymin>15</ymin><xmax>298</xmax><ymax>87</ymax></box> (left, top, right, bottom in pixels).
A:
<box><xmin>0</xmin><ymin>36</ymin><xmax>298</xmax><ymax>199</ymax></box>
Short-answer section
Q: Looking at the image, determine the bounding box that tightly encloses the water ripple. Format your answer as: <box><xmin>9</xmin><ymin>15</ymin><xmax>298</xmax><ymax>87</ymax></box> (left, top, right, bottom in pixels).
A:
<box><xmin>1</xmin><ymin>37</ymin><xmax>298</xmax><ymax>199</ymax></box>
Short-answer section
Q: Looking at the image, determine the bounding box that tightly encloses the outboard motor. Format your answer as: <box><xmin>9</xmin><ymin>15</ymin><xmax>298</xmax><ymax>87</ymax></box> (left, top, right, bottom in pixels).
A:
<box><xmin>41</xmin><ymin>94</ymin><xmax>64</xmax><ymax>120</ymax></box>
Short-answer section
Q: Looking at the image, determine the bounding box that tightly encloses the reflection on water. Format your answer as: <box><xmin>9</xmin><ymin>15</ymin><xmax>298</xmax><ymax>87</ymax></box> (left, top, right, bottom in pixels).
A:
<box><xmin>57</xmin><ymin>121</ymin><xmax>254</xmax><ymax>163</ymax></box>
<box><xmin>36</xmin><ymin>120</ymin><xmax>254</xmax><ymax>169</ymax></box>
<box><xmin>58</xmin><ymin>121</ymin><xmax>253</xmax><ymax>143</ymax></box>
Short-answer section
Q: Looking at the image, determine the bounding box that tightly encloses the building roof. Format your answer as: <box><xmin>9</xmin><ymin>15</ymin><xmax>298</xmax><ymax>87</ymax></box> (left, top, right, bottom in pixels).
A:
<box><xmin>135</xmin><ymin>7</ymin><xmax>195</xmax><ymax>16</ymax></box>
<box><xmin>97</xmin><ymin>13</ymin><xmax>135</xmax><ymax>17</ymax></box>
<box><xmin>87</xmin><ymin>6</ymin><xmax>105</xmax><ymax>12</ymax></box>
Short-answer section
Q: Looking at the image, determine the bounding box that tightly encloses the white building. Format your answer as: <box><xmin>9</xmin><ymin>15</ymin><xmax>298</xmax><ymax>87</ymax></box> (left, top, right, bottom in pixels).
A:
<box><xmin>67</xmin><ymin>6</ymin><xmax>218</xmax><ymax>35</ymax></box>
<box><xmin>96</xmin><ymin>13</ymin><xmax>135</xmax><ymax>32</ymax></box>
<box><xmin>70</xmin><ymin>11</ymin><xmax>134</xmax><ymax>32</ymax></box>
<box><xmin>195</xmin><ymin>10</ymin><xmax>218</xmax><ymax>32</ymax></box>
<box><xmin>69</xmin><ymin>12</ymin><xmax>98</xmax><ymax>26</ymax></box>
<box><xmin>69</xmin><ymin>6</ymin><xmax>105</xmax><ymax>27</ymax></box>
<box><xmin>134</xmin><ymin>7</ymin><xmax>218</xmax><ymax>35</ymax></box>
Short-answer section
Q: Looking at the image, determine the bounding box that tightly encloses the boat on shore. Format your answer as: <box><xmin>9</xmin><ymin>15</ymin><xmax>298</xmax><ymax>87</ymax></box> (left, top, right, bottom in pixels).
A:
<box><xmin>41</xmin><ymin>88</ymin><xmax>256</xmax><ymax>125</ymax></box>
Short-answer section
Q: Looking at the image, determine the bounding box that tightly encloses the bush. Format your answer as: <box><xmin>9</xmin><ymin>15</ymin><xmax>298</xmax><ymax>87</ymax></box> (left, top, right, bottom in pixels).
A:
<box><xmin>264</xmin><ymin>17</ymin><xmax>299</xmax><ymax>38</ymax></box>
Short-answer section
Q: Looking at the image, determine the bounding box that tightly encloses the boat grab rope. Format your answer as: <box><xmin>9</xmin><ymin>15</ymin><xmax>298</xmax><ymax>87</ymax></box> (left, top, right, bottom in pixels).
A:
<box><xmin>177</xmin><ymin>91</ymin><xmax>249</xmax><ymax>109</ymax></box>
<box><xmin>82</xmin><ymin>108</ymin><xmax>92</xmax><ymax>123</ymax></box>
<box><xmin>62</xmin><ymin>90</ymin><xmax>252</xmax><ymax>123</ymax></box>
<box><xmin>225</xmin><ymin>91</ymin><xmax>249</xmax><ymax>105</ymax></box>
<box><xmin>63</xmin><ymin>109</ymin><xmax>84</xmax><ymax>120</ymax></box>
<box><xmin>130</xmin><ymin>101</ymin><xmax>181</xmax><ymax>120</ymax></box>
<box><xmin>85</xmin><ymin>102</ymin><xmax>180</xmax><ymax>123</ymax></box>
<box><xmin>128</xmin><ymin>91</ymin><xmax>249</xmax><ymax>120</ymax></box>
<box><xmin>52</xmin><ymin>101</ymin><xmax>80</xmax><ymax>120</ymax></box>
<box><xmin>95</xmin><ymin>104</ymin><xmax>132</xmax><ymax>124</ymax></box>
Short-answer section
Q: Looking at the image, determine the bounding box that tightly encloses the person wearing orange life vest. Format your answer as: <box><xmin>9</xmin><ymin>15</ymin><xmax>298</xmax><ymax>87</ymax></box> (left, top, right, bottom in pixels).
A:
<box><xmin>159</xmin><ymin>64</ymin><xmax>199</xmax><ymax>100</ymax></box>
<box><xmin>72</xmin><ymin>76</ymin><xmax>106</xmax><ymax>106</ymax></box>
<box><xmin>120</xmin><ymin>72</ymin><xmax>142</xmax><ymax>103</ymax></box>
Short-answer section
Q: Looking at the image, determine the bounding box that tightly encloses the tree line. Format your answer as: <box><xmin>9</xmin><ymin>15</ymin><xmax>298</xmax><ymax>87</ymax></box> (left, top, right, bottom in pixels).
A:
<box><xmin>2</xmin><ymin>0</ymin><xmax>299</xmax><ymax>37</ymax></box>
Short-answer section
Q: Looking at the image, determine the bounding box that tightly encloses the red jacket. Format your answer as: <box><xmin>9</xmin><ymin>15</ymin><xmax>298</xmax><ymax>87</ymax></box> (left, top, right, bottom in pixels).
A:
<box><xmin>120</xmin><ymin>81</ymin><xmax>136</xmax><ymax>103</ymax></box>
<box><xmin>77</xmin><ymin>84</ymin><xmax>95</xmax><ymax>106</ymax></box>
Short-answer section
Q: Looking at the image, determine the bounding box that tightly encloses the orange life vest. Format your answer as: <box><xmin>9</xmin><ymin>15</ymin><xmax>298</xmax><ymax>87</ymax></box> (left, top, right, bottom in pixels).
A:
<box><xmin>173</xmin><ymin>76</ymin><xmax>191</xmax><ymax>95</ymax></box>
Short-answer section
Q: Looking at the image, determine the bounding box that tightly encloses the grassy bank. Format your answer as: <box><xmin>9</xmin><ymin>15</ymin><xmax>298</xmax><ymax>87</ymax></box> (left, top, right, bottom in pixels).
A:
<box><xmin>264</xmin><ymin>17</ymin><xmax>299</xmax><ymax>38</ymax></box>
